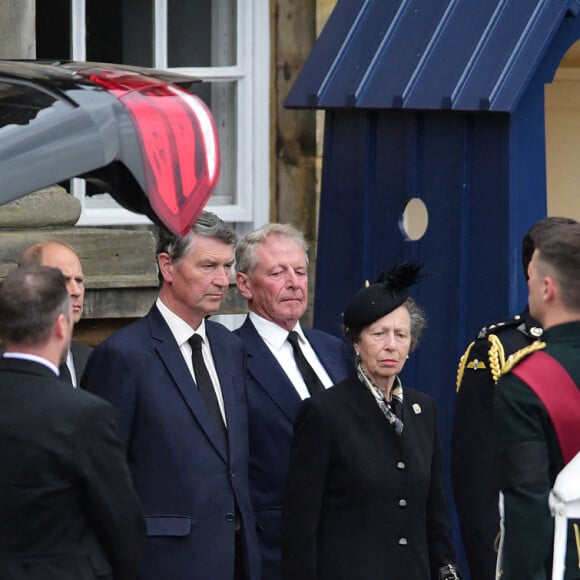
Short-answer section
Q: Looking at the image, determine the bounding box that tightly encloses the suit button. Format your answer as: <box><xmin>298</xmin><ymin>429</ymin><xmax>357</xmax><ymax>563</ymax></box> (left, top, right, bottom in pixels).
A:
<box><xmin>230</xmin><ymin>471</ymin><xmax>236</xmax><ymax>479</ymax></box>
<box><xmin>398</xmin><ymin>499</ymin><xmax>407</xmax><ymax>507</ymax></box>
<box><xmin>396</xmin><ymin>461</ymin><xmax>406</xmax><ymax>470</ymax></box>
<box><xmin>398</xmin><ymin>537</ymin><xmax>408</xmax><ymax>546</ymax></box>
<box><xmin>226</xmin><ymin>513</ymin><xmax>235</xmax><ymax>522</ymax></box>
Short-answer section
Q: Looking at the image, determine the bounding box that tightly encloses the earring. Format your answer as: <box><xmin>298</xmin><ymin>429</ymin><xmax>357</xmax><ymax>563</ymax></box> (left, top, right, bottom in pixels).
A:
<box><xmin>406</xmin><ymin>355</ymin><xmax>410</xmax><ymax>359</ymax></box>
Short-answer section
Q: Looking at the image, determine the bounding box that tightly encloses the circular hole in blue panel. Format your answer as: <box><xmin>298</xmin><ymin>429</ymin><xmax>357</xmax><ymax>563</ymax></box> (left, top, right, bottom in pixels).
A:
<box><xmin>400</xmin><ymin>198</ymin><xmax>428</xmax><ymax>241</ymax></box>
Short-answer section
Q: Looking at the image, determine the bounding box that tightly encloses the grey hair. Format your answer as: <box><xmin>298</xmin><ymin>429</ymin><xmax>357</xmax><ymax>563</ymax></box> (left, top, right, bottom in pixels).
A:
<box><xmin>344</xmin><ymin>297</ymin><xmax>427</xmax><ymax>352</ymax></box>
<box><xmin>235</xmin><ymin>223</ymin><xmax>309</xmax><ymax>274</ymax></box>
<box><xmin>406</xmin><ymin>297</ymin><xmax>427</xmax><ymax>352</ymax></box>
<box><xmin>156</xmin><ymin>211</ymin><xmax>237</xmax><ymax>284</ymax></box>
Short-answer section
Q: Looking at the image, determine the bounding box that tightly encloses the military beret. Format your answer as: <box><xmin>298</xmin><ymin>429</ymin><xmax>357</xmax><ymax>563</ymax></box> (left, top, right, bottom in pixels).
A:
<box><xmin>343</xmin><ymin>262</ymin><xmax>422</xmax><ymax>330</ymax></box>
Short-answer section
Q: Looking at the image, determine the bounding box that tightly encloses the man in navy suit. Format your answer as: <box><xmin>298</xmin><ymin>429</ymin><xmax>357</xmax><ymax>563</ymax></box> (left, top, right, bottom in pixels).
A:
<box><xmin>234</xmin><ymin>223</ymin><xmax>352</xmax><ymax>580</ymax></box>
<box><xmin>82</xmin><ymin>211</ymin><xmax>260</xmax><ymax>580</ymax></box>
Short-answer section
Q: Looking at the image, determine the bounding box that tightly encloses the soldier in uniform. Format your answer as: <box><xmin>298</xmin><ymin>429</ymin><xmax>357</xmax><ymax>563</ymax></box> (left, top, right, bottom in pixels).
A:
<box><xmin>494</xmin><ymin>220</ymin><xmax>580</xmax><ymax>579</ymax></box>
<box><xmin>451</xmin><ymin>216</ymin><xmax>576</xmax><ymax>580</ymax></box>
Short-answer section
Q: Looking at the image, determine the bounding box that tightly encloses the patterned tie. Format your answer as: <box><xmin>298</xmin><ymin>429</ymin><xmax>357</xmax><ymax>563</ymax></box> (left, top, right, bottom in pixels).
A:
<box><xmin>189</xmin><ymin>334</ymin><xmax>227</xmax><ymax>447</ymax></box>
<box><xmin>287</xmin><ymin>331</ymin><xmax>325</xmax><ymax>396</ymax></box>
<box><xmin>389</xmin><ymin>397</ymin><xmax>403</xmax><ymax>423</ymax></box>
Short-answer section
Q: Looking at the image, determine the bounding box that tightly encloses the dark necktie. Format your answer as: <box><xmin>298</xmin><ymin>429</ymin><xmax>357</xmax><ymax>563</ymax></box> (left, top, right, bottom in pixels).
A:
<box><xmin>59</xmin><ymin>361</ymin><xmax>73</xmax><ymax>384</ymax></box>
<box><xmin>287</xmin><ymin>331</ymin><xmax>325</xmax><ymax>396</ymax></box>
<box><xmin>189</xmin><ymin>334</ymin><xmax>227</xmax><ymax>447</ymax></box>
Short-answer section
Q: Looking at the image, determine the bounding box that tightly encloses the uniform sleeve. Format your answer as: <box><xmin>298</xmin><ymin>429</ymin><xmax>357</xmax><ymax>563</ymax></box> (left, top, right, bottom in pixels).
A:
<box><xmin>75</xmin><ymin>399</ymin><xmax>145</xmax><ymax>579</ymax></box>
<box><xmin>451</xmin><ymin>337</ymin><xmax>501</xmax><ymax>578</ymax></box>
<box><xmin>493</xmin><ymin>373</ymin><xmax>552</xmax><ymax>580</ymax></box>
<box><xmin>282</xmin><ymin>398</ymin><xmax>331</xmax><ymax>580</ymax></box>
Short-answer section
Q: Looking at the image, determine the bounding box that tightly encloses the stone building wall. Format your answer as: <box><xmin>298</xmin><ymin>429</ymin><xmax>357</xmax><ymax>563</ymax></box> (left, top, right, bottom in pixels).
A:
<box><xmin>0</xmin><ymin>1</ymin><xmax>337</xmax><ymax>342</ymax></box>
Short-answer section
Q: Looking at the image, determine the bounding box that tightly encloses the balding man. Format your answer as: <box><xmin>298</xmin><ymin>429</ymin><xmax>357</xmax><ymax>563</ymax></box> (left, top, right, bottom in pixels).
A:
<box><xmin>18</xmin><ymin>241</ymin><xmax>92</xmax><ymax>385</ymax></box>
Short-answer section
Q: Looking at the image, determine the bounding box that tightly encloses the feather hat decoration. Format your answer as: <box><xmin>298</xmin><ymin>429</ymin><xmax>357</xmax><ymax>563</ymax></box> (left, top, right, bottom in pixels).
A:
<box><xmin>375</xmin><ymin>261</ymin><xmax>422</xmax><ymax>298</ymax></box>
<box><xmin>343</xmin><ymin>261</ymin><xmax>423</xmax><ymax>330</ymax></box>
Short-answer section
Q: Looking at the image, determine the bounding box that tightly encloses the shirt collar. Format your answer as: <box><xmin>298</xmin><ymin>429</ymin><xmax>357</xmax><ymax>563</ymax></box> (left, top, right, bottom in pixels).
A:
<box><xmin>249</xmin><ymin>311</ymin><xmax>304</xmax><ymax>350</ymax></box>
<box><xmin>156</xmin><ymin>297</ymin><xmax>207</xmax><ymax>346</ymax></box>
<box><xmin>2</xmin><ymin>352</ymin><xmax>59</xmax><ymax>376</ymax></box>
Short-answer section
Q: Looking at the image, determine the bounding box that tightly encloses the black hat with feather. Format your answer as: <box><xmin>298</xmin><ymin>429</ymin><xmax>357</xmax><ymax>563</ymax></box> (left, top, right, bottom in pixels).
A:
<box><xmin>343</xmin><ymin>261</ymin><xmax>422</xmax><ymax>330</ymax></box>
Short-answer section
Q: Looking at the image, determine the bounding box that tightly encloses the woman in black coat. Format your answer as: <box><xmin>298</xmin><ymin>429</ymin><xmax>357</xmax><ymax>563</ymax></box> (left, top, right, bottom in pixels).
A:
<box><xmin>282</xmin><ymin>264</ymin><xmax>461</xmax><ymax>580</ymax></box>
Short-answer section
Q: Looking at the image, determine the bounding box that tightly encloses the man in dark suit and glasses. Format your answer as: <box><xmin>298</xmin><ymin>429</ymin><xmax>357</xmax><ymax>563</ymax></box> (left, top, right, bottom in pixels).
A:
<box><xmin>18</xmin><ymin>240</ymin><xmax>92</xmax><ymax>385</ymax></box>
<box><xmin>234</xmin><ymin>223</ymin><xmax>352</xmax><ymax>580</ymax></box>
<box><xmin>82</xmin><ymin>211</ymin><xmax>261</xmax><ymax>580</ymax></box>
<box><xmin>0</xmin><ymin>265</ymin><xmax>145</xmax><ymax>580</ymax></box>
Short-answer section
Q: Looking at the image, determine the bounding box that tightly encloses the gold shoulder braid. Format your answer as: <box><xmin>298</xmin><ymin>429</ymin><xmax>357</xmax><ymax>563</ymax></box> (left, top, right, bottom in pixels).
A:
<box><xmin>574</xmin><ymin>524</ymin><xmax>580</xmax><ymax>571</ymax></box>
<box><xmin>488</xmin><ymin>334</ymin><xmax>506</xmax><ymax>385</ymax></box>
<box><xmin>456</xmin><ymin>341</ymin><xmax>475</xmax><ymax>391</ymax></box>
<box><xmin>500</xmin><ymin>340</ymin><xmax>547</xmax><ymax>375</ymax></box>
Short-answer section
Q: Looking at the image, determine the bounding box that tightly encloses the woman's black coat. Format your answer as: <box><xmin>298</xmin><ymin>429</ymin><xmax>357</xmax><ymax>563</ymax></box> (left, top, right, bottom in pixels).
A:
<box><xmin>282</xmin><ymin>374</ymin><xmax>456</xmax><ymax>580</ymax></box>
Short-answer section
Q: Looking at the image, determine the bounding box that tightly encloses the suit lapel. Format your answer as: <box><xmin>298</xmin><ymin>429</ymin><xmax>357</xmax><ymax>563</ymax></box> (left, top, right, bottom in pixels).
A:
<box><xmin>238</xmin><ymin>317</ymin><xmax>302</xmax><ymax>421</ymax></box>
<box><xmin>70</xmin><ymin>341</ymin><xmax>92</xmax><ymax>381</ymax></box>
<box><xmin>205</xmin><ymin>321</ymin><xmax>238</xmax><ymax>454</ymax></box>
<box><xmin>305</xmin><ymin>329</ymin><xmax>348</xmax><ymax>383</ymax></box>
<box><xmin>147</xmin><ymin>307</ymin><xmax>228</xmax><ymax>462</ymax></box>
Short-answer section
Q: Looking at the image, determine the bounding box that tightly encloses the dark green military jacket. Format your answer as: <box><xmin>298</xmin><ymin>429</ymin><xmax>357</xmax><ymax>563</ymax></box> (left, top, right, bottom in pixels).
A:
<box><xmin>494</xmin><ymin>320</ymin><xmax>580</xmax><ymax>580</ymax></box>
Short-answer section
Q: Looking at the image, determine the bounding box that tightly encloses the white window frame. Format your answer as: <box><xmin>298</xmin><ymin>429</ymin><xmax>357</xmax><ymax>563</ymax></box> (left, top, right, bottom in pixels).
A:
<box><xmin>70</xmin><ymin>0</ymin><xmax>270</xmax><ymax>229</ymax></box>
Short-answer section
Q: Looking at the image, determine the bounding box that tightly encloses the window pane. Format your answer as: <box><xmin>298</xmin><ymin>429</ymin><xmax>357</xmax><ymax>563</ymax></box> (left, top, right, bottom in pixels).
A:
<box><xmin>189</xmin><ymin>81</ymin><xmax>237</xmax><ymax>206</ymax></box>
<box><xmin>86</xmin><ymin>0</ymin><xmax>153</xmax><ymax>66</ymax></box>
<box><xmin>36</xmin><ymin>0</ymin><xmax>71</xmax><ymax>59</ymax></box>
<box><xmin>0</xmin><ymin>82</ymin><xmax>63</xmax><ymax>136</ymax></box>
<box><xmin>168</xmin><ymin>0</ymin><xmax>237</xmax><ymax>67</ymax></box>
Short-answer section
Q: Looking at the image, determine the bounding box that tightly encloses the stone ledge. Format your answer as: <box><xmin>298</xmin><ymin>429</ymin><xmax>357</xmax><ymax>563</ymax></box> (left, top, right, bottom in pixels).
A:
<box><xmin>0</xmin><ymin>225</ymin><xmax>248</xmax><ymax>345</ymax></box>
<box><xmin>0</xmin><ymin>186</ymin><xmax>81</xmax><ymax>228</ymax></box>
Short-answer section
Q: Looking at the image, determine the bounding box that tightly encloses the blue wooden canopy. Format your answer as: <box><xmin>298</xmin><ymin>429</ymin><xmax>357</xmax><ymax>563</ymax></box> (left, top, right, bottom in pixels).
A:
<box><xmin>286</xmin><ymin>0</ymin><xmax>580</xmax><ymax>112</ymax></box>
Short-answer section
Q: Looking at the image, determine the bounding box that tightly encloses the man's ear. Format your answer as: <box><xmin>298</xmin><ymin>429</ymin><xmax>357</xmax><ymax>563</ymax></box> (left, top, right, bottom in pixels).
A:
<box><xmin>53</xmin><ymin>312</ymin><xmax>69</xmax><ymax>340</ymax></box>
<box><xmin>543</xmin><ymin>275</ymin><xmax>557</xmax><ymax>303</ymax></box>
<box><xmin>157</xmin><ymin>253</ymin><xmax>174</xmax><ymax>283</ymax></box>
<box><xmin>236</xmin><ymin>271</ymin><xmax>253</xmax><ymax>300</ymax></box>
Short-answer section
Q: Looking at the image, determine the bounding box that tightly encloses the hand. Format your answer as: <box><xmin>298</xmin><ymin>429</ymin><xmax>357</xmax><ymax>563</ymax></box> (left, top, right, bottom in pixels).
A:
<box><xmin>438</xmin><ymin>564</ymin><xmax>462</xmax><ymax>580</ymax></box>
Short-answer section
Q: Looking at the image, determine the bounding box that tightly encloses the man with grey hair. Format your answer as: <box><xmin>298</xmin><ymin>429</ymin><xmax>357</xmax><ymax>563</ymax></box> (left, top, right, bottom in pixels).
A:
<box><xmin>0</xmin><ymin>265</ymin><xmax>145</xmax><ymax>579</ymax></box>
<box><xmin>82</xmin><ymin>211</ymin><xmax>260</xmax><ymax>580</ymax></box>
<box><xmin>234</xmin><ymin>223</ymin><xmax>352</xmax><ymax>580</ymax></box>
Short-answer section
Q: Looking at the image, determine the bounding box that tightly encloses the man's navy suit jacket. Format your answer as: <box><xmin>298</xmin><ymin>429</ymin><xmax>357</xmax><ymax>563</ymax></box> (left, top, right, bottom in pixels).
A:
<box><xmin>234</xmin><ymin>316</ymin><xmax>352</xmax><ymax>580</ymax></box>
<box><xmin>82</xmin><ymin>305</ymin><xmax>260</xmax><ymax>580</ymax></box>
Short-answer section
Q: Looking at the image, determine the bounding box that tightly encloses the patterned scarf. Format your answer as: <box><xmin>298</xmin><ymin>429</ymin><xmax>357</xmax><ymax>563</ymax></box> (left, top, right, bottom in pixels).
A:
<box><xmin>356</xmin><ymin>360</ymin><xmax>404</xmax><ymax>436</ymax></box>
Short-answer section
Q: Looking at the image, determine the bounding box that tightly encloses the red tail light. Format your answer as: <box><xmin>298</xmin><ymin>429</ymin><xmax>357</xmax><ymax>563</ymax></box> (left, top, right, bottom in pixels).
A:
<box><xmin>77</xmin><ymin>67</ymin><xmax>220</xmax><ymax>236</ymax></box>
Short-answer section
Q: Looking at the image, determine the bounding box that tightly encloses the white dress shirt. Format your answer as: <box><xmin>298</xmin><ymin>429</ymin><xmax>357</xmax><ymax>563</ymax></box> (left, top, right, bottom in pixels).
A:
<box><xmin>65</xmin><ymin>350</ymin><xmax>78</xmax><ymax>387</ymax></box>
<box><xmin>248</xmin><ymin>311</ymin><xmax>333</xmax><ymax>400</ymax></box>
<box><xmin>156</xmin><ymin>298</ymin><xmax>227</xmax><ymax>423</ymax></box>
